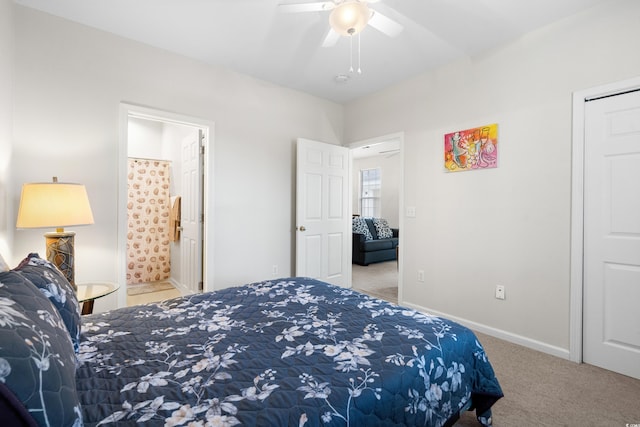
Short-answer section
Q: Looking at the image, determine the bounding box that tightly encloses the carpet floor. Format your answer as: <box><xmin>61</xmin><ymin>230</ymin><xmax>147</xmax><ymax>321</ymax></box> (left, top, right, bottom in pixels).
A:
<box><xmin>352</xmin><ymin>260</ymin><xmax>398</xmax><ymax>304</ymax></box>
<box><xmin>457</xmin><ymin>331</ymin><xmax>640</xmax><ymax>426</ymax></box>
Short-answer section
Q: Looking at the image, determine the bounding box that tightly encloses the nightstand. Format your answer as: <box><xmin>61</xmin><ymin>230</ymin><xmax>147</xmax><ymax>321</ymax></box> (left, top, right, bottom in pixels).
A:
<box><xmin>77</xmin><ymin>282</ymin><xmax>119</xmax><ymax>315</ymax></box>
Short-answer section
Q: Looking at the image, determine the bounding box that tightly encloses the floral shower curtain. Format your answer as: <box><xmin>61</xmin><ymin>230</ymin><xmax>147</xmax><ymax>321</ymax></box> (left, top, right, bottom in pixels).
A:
<box><xmin>127</xmin><ymin>158</ymin><xmax>171</xmax><ymax>285</ymax></box>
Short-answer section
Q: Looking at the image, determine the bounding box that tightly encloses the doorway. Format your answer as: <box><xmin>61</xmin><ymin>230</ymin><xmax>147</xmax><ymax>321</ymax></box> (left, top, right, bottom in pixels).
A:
<box><xmin>117</xmin><ymin>103</ymin><xmax>215</xmax><ymax>309</ymax></box>
<box><xmin>570</xmin><ymin>77</ymin><xmax>640</xmax><ymax>379</ymax></box>
<box><xmin>348</xmin><ymin>133</ymin><xmax>404</xmax><ymax>304</ymax></box>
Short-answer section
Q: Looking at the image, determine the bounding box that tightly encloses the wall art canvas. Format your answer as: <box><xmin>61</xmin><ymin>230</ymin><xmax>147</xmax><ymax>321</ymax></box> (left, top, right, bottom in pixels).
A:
<box><xmin>444</xmin><ymin>123</ymin><xmax>498</xmax><ymax>172</ymax></box>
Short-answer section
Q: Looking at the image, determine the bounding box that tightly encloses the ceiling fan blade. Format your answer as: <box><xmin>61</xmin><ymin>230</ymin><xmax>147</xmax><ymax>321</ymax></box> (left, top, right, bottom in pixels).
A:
<box><xmin>321</xmin><ymin>28</ymin><xmax>340</xmax><ymax>47</ymax></box>
<box><xmin>278</xmin><ymin>2</ymin><xmax>335</xmax><ymax>13</ymax></box>
<box><xmin>368</xmin><ymin>10</ymin><xmax>403</xmax><ymax>37</ymax></box>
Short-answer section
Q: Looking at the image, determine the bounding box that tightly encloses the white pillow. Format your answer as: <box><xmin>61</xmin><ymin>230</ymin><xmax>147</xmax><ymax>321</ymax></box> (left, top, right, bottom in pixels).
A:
<box><xmin>0</xmin><ymin>253</ymin><xmax>9</xmax><ymax>272</ymax></box>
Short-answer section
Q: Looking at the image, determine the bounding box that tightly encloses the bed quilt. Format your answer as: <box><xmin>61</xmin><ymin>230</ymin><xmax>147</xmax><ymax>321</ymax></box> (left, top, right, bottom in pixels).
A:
<box><xmin>77</xmin><ymin>278</ymin><xmax>503</xmax><ymax>426</ymax></box>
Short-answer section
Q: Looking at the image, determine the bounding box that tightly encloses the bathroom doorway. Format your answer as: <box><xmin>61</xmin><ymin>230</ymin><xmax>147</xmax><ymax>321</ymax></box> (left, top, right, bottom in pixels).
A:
<box><xmin>117</xmin><ymin>104</ymin><xmax>214</xmax><ymax>309</ymax></box>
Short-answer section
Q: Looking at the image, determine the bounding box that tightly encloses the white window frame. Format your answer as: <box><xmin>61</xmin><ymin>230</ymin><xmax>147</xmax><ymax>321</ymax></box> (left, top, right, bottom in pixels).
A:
<box><xmin>360</xmin><ymin>168</ymin><xmax>381</xmax><ymax>218</ymax></box>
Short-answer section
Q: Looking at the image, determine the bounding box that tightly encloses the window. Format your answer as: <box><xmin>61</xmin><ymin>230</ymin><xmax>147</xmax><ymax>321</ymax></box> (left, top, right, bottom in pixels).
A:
<box><xmin>360</xmin><ymin>168</ymin><xmax>381</xmax><ymax>218</ymax></box>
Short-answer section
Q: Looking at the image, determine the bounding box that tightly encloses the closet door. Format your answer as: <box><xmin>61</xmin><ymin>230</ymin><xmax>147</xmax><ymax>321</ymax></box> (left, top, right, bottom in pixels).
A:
<box><xmin>583</xmin><ymin>89</ymin><xmax>640</xmax><ymax>380</ymax></box>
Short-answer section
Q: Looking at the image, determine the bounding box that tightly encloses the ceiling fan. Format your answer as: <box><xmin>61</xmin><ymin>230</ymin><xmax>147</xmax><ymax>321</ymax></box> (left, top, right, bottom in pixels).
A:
<box><xmin>279</xmin><ymin>0</ymin><xmax>404</xmax><ymax>48</ymax></box>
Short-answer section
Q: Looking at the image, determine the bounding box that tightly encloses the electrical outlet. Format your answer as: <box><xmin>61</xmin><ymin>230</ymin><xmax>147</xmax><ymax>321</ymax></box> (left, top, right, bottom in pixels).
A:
<box><xmin>272</xmin><ymin>265</ymin><xmax>278</xmax><ymax>276</ymax></box>
<box><xmin>406</xmin><ymin>206</ymin><xmax>416</xmax><ymax>218</ymax></box>
<box><xmin>417</xmin><ymin>270</ymin><xmax>425</xmax><ymax>282</ymax></box>
<box><xmin>495</xmin><ymin>285</ymin><xmax>505</xmax><ymax>300</ymax></box>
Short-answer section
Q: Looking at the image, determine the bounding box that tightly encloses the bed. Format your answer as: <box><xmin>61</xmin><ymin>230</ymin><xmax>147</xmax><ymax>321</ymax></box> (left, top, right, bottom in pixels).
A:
<box><xmin>0</xmin><ymin>253</ymin><xmax>503</xmax><ymax>427</ymax></box>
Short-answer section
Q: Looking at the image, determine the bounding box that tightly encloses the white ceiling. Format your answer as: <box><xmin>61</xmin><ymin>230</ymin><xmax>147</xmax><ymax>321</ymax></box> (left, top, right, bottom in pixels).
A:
<box><xmin>352</xmin><ymin>139</ymin><xmax>400</xmax><ymax>159</ymax></box>
<box><xmin>13</xmin><ymin>0</ymin><xmax>607</xmax><ymax>104</ymax></box>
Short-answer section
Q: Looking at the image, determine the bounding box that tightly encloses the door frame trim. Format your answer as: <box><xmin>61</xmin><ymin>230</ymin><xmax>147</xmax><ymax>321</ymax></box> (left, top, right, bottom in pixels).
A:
<box><xmin>570</xmin><ymin>76</ymin><xmax>640</xmax><ymax>363</ymax></box>
<box><xmin>118</xmin><ymin>102</ymin><xmax>215</xmax><ymax>308</ymax></box>
<box><xmin>347</xmin><ymin>132</ymin><xmax>404</xmax><ymax>303</ymax></box>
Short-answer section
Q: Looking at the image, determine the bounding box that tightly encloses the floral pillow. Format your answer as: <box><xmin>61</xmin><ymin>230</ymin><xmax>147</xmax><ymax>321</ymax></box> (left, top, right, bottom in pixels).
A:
<box><xmin>352</xmin><ymin>217</ymin><xmax>373</xmax><ymax>240</ymax></box>
<box><xmin>13</xmin><ymin>253</ymin><xmax>82</xmax><ymax>353</ymax></box>
<box><xmin>373</xmin><ymin>218</ymin><xmax>393</xmax><ymax>239</ymax></box>
<box><xmin>0</xmin><ymin>270</ymin><xmax>82</xmax><ymax>427</ymax></box>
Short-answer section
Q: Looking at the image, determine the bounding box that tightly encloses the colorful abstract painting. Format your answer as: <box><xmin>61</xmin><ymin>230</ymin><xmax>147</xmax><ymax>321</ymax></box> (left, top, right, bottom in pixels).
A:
<box><xmin>444</xmin><ymin>123</ymin><xmax>498</xmax><ymax>172</ymax></box>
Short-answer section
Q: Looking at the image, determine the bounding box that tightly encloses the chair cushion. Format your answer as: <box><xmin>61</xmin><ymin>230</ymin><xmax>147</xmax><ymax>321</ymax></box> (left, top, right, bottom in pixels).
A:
<box><xmin>352</xmin><ymin>217</ymin><xmax>373</xmax><ymax>240</ymax></box>
<box><xmin>13</xmin><ymin>253</ymin><xmax>81</xmax><ymax>353</ymax></box>
<box><xmin>361</xmin><ymin>238</ymin><xmax>395</xmax><ymax>251</ymax></box>
<box><xmin>0</xmin><ymin>270</ymin><xmax>82</xmax><ymax>427</ymax></box>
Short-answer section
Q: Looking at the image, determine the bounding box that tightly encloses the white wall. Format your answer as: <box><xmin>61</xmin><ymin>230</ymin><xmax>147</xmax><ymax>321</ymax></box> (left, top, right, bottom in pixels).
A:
<box><xmin>0</xmin><ymin>0</ymin><xmax>13</xmax><ymax>258</ymax></box>
<box><xmin>352</xmin><ymin>154</ymin><xmax>400</xmax><ymax>228</ymax></box>
<box><xmin>10</xmin><ymin>5</ymin><xmax>344</xmax><ymax>311</ymax></box>
<box><xmin>128</xmin><ymin>117</ymin><xmax>164</xmax><ymax>160</ymax></box>
<box><xmin>344</xmin><ymin>0</ymin><xmax>640</xmax><ymax>355</ymax></box>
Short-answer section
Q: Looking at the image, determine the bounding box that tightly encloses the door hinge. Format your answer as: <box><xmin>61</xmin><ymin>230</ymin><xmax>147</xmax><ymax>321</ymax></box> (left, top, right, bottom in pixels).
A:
<box><xmin>200</xmin><ymin>145</ymin><xmax>205</xmax><ymax>155</ymax></box>
<box><xmin>198</xmin><ymin>281</ymin><xmax>203</xmax><ymax>291</ymax></box>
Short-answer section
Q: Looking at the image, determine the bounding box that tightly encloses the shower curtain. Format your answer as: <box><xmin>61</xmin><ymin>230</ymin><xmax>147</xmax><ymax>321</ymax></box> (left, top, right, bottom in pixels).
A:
<box><xmin>126</xmin><ymin>158</ymin><xmax>172</xmax><ymax>285</ymax></box>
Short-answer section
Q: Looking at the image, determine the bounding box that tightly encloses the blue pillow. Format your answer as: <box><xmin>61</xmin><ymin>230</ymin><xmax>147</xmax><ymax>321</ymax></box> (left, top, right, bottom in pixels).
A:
<box><xmin>0</xmin><ymin>270</ymin><xmax>82</xmax><ymax>427</ymax></box>
<box><xmin>13</xmin><ymin>253</ymin><xmax>82</xmax><ymax>353</ymax></box>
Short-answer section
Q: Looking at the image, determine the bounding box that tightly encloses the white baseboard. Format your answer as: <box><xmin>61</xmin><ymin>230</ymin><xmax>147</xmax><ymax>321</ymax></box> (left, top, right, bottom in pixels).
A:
<box><xmin>400</xmin><ymin>301</ymin><xmax>571</xmax><ymax>361</ymax></box>
<box><xmin>169</xmin><ymin>278</ymin><xmax>193</xmax><ymax>296</ymax></box>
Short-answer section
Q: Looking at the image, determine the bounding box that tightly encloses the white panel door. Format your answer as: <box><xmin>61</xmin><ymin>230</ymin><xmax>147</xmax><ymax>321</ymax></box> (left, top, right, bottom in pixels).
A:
<box><xmin>583</xmin><ymin>90</ymin><xmax>640</xmax><ymax>379</ymax></box>
<box><xmin>296</xmin><ymin>138</ymin><xmax>350</xmax><ymax>287</ymax></box>
<box><xmin>181</xmin><ymin>129</ymin><xmax>203</xmax><ymax>293</ymax></box>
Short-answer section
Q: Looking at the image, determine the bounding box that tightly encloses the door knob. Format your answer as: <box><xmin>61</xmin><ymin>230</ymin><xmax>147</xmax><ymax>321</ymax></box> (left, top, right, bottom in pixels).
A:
<box><xmin>298</xmin><ymin>226</ymin><xmax>306</xmax><ymax>232</ymax></box>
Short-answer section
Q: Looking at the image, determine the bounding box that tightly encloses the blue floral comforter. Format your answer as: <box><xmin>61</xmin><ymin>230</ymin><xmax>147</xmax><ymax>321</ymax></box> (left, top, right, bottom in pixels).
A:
<box><xmin>77</xmin><ymin>278</ymin><xmax>503</xmax><ymax>426</ymax></box>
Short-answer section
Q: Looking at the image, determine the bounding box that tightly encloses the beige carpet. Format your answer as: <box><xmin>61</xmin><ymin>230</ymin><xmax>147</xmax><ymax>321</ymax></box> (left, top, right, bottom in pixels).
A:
<box><xmin>352</xmin><ymin>260</ymin><xmax>398</xmax><ymax>304</ymax></box>
<box><xmin>127</xmin><ymin>280</ymin><xmax>175</xmax><ymax>296</ymax></box>
<box><xmin>456</xmin><ymin>331</ymin><xmax>640</xmax><ymax>426</ymax></box>
<box><xmin>351</xmin><ymin>261</ymin><xmax>640</xmax><ymax>425</ymax></box>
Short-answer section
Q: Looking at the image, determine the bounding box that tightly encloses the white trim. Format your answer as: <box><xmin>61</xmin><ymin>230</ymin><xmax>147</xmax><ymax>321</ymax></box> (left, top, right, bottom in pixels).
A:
<box><xmin>347</xmin><ymin>132</ymin><xmax>405</xmax><ymax>303</ymax></box>
<box><xmin>118</xmin><ymin>102</ymin><xmax>215</xmax><ymax>308</ymax></box>
<box><xmin>168</xmin><ymin>277</ymin><xmax>192</xmax><ymax>296</ymax></box>
<box><xmin>569</xmin><ymin>76</ymin><xmax>640</xmax><ymax>363</ymax></box>
<box><xmin>402</xmin><ymin>302</ymin><xmax>571</xmax><ymax>360</ymax></box>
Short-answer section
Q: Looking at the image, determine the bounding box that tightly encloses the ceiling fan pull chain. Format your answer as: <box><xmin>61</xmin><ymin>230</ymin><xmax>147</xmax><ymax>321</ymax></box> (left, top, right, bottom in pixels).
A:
<box><xmin>349</xmin><ymin>34</ymin><xmax>354</xmax><ymax>73</ymax></box>
<box><xmin>357</xmin><ymin>32</ymin><xmax>362</xmax><ymax>74</ymax></box>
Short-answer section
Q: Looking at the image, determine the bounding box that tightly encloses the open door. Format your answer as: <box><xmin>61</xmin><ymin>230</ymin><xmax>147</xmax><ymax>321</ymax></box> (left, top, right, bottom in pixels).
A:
<box><xmin>180</xmin><ymin>129</ymin><xmax>204</xmax><ymax>293</ymax></box>
<box><xmin>296</xmin><ymin>138</ymin><xmax>351</xmax><ymax>287</ymax></box>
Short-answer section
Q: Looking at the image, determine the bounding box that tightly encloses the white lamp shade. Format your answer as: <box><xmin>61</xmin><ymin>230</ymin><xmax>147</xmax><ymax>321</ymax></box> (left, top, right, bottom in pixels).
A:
<box><xmin>329</xmin><ymin>1</ymin><xmax>371</xmax><ymax>36</ymax></box>
<box><xmin>16</xmin><ymin>182</ymin><xmax>95</xmax><ymax>229</ymax></box>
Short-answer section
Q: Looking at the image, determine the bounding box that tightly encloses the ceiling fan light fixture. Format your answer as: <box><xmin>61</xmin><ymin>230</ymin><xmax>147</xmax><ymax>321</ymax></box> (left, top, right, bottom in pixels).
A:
<box><xmin>329</xmin><ymin>1</ymin><xmax>371</xmax><ymax>37</ymax></box>
<box><xmin>334</xmin><ymin>73</ymin><xmax>350</xmax><ymax>84</ymax></box>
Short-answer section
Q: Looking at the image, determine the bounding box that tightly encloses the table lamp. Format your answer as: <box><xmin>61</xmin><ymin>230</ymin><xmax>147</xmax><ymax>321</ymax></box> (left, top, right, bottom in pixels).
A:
<box><xmin>16</xmin><ymin>177</ymin><xmax>94</xmax><ymax>290</ymax></box>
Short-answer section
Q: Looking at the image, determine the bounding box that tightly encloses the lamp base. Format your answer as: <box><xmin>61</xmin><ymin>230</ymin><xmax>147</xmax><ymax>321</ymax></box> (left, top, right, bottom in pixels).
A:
<box><xmin>45</xmin><ymin>231</ymin><xmax>76</xmax><ymax>291</ymax></box>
